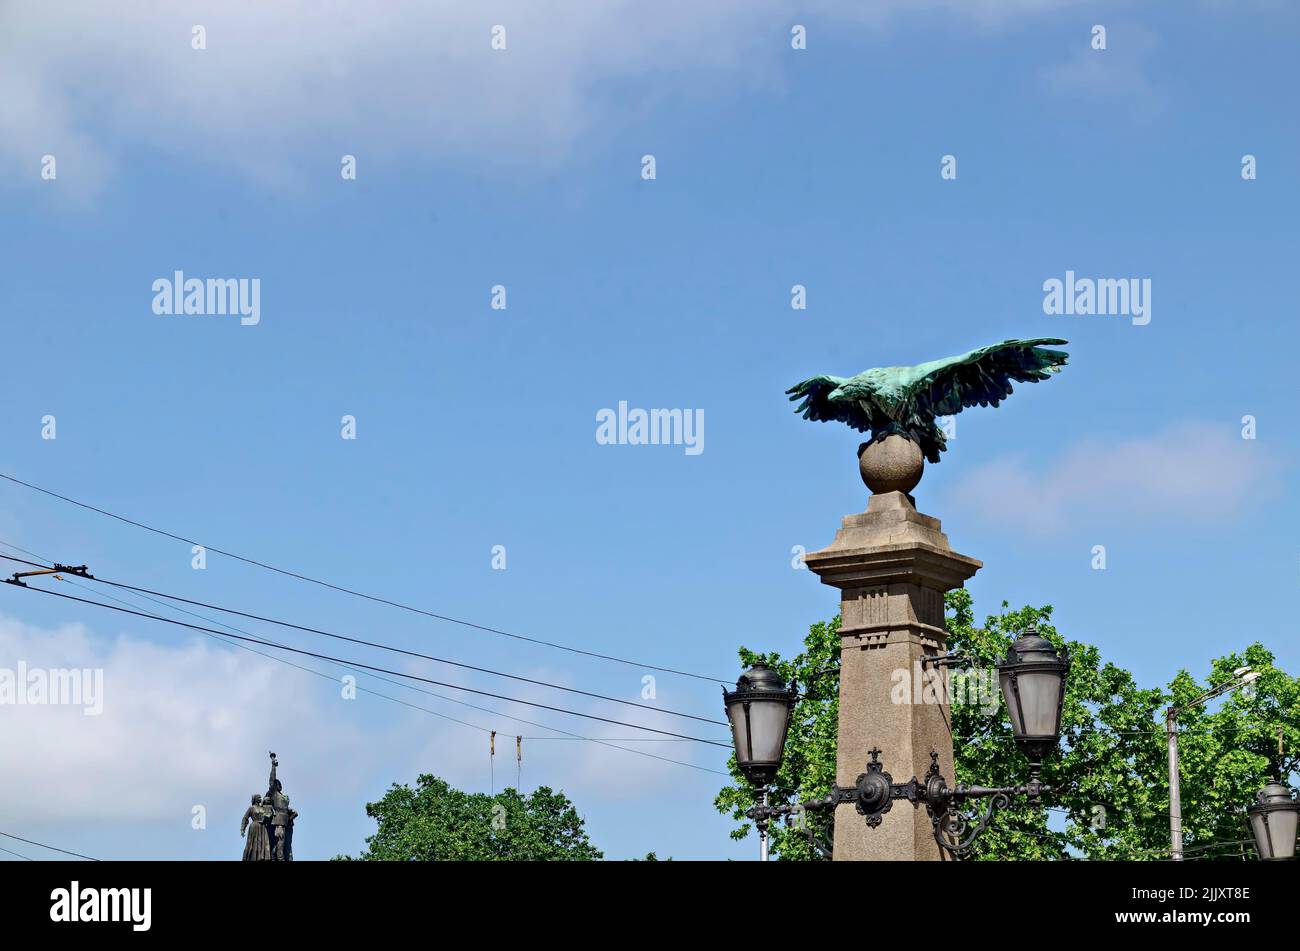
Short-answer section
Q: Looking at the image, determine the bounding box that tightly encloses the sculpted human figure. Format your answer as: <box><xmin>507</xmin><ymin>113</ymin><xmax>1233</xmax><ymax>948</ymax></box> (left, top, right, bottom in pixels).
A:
<box><xmin>283</xmin><ymin>795</ymin><xmax>298</xmax><ymax>862</ymax></box>
<box><xmin>240</xmin><ymin>793</ymin><xmax>272</xmax><ymax>862</ymax></box>
<box><xmin>266</xmin><ymin>752</ymin><xmax>289</xmax><ymax>860</ymax></box>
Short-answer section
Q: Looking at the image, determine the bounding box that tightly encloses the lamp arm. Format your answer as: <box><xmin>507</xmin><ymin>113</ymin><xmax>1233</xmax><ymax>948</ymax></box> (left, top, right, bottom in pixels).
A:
<box><xmin>743</xmin><ymin>787</ymin><xmax>849</xmax><ymax>860</ymax></box>
<box><xmin>789</xmin><ymin>665</ymin><xmax>840</xmax><ymax>696</ymax></box>
<box><xmin>920</xmin><ymin>651</ymin><xmax>972</xmax><ymax>670</ymax></box>
<box><xmin>1173</xmin><ymin>672</ymin><xmax>1256</xmax><ymax>715</ymax></box>
<box><xmin>950</xmin><ymin>778</ymin><xmax>1051</xmax><ymax>809</ymax></box>
<box><xmin>950</xmin><ymin>782</ymin><xmax>1051</xmax><ymax>800</ymax></box>
<box><xmin>745</xmin><ymin>786</ymin><xmax>855</xmax><ymax>824</ymax></box>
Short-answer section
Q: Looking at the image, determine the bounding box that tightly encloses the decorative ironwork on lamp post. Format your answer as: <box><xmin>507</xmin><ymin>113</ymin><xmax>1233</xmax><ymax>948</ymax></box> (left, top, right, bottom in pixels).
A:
<box><xmin>728</xmin><ymin>625</ymin><xmax>1070</xmax><ymax>859</ymax></box>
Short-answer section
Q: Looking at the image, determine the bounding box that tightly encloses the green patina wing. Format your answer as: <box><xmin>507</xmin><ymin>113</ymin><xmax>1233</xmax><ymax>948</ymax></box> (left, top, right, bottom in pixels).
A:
<box><xmin>901</xmin><ymin>337</ymin><xmax>1068</xmax><ymax>418</ymax></box>
<box><xmin>785</xmin><ymin>374</ymin><xmax>873</xmax><ymax>431</ymax></box>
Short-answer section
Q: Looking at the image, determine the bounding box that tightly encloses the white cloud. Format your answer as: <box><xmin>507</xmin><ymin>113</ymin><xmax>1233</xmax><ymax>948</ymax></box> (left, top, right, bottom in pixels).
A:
<box><xmin>0</xmin><ymin>605</ymin><xmax>716</xmax><ymax>839</ymax></box>
<box><xmin>0</xmin><ymin>0</ymin><xmax>780</xmax><ymax>194</ymax></box>
<box><xmin>0</xmin><ymin>0</ymin><xmax>1085</xmax><ymax>196</ymax></box>
<box><xmin>1040</xmin><ymin>22</ymin><xmax>1164</xmax><ymax>114</ymax></box>
<box><xmin>947</xmin><ymin>422</ymin><xmax>1280</xmax><ymax>533</ymax></box>
<box><xmin>0</xmin><ymin>609</ymin><xmax>390</xmax><ymax>825</ymax></box>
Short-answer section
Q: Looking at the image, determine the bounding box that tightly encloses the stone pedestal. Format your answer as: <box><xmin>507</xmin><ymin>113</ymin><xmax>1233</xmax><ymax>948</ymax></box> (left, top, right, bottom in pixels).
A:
<box><xmin>804</xmin><ymin>490</ymin><xmax>980</xmax><ymax>861</ymax></box>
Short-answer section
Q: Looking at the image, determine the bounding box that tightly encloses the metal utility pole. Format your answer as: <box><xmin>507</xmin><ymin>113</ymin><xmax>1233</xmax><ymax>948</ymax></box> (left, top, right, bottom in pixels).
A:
<box><xmin>1166</xmin><ymin>667</ymin><xmax>1259</xmax><ymax>861</ymax></box>
<box><xmin>1167</xmin><ymin>707</ymin><xmax>1183</xmax><ymax>861</ymax></box>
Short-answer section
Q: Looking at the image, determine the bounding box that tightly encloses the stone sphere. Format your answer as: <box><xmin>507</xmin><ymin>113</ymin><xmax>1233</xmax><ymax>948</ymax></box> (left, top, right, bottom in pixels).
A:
<box><xmin>858</xmin><ymin>435</ymin><xmax>924</xmax><ymax>495</ymax></box>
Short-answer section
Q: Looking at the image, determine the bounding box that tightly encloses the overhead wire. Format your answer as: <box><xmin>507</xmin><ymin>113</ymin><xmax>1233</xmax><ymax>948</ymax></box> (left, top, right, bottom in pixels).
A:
<box><xmin>72</xmin><ymin>584</ymin><xmax>726</xmax><ymax>774</ymax></box>
<box><xmin>2</xmin><ymin>576</ymin><xmax>731</xmax><ymax>748</ymax></box>
<box><xmin>0</xmin><ymin>546</ymin><xmax>730</xmax><ymax>775</ymax></box>
<box><xmin>0</xmin><ymin>830</ymin><xmax>98</xmax><ymax>861</ymax></box>
<box><xmin>45</xmin><ymin>562</ymin><xmax>725</xmax><ymax>727</ymax></box>
<box><xmin>0</xmin><ymin>472</ymin><xmax>728</xmax><ymax>683</ymax></box>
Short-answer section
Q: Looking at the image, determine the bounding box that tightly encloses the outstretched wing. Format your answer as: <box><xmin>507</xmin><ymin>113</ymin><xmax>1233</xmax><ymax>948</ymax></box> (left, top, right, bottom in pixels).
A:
<box><xmin>903</xmin><ymin>338</ymin><xmax>1068</xmax><ymax>418</ymax></box>
<box><xmin>785</xmin><ymin>374</ymin><xmax>873</xmax><ymax>430</ymax></box>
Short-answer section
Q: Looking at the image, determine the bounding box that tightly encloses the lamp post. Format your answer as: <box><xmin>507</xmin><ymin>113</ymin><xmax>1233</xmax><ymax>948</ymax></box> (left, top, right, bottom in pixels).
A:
<box><xmin>722</xmin><ymin>663</ymin><xmax>797</xmax><ymax>861</ymax></box>
<box><xmin>1167</xmin><ymin>666</ymin><xmax>1260</xmax><ymax>861</ymax></box>
<box><xmin>1246</xmin><ymin>780</ymin><xmax>1298</xmax><ymax>861</ymax></box>
<box><xmin>729</xmin><ymin>626</ymin><xmax>1070</xmax><ymax>859</ymax></box>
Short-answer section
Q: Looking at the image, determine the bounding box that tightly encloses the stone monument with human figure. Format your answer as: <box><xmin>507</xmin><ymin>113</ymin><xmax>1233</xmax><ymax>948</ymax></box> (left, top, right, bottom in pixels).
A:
<box><xmin>240</xmin><ymin>752</ymin><xmax>299</xmax><ymax>861</ymax></box>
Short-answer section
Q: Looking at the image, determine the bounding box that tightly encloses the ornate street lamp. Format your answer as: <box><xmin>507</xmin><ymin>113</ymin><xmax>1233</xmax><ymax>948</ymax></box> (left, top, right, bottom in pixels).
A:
<box><xmin>997</xmin><ymin>624</ymin><xmax>1071</xmax><ymax>787</ymax></box>
<box><xmin>723</xmin><ymin>663</ymin><xmax>797</xmax><ymax>860</ymax></box>
<box><xmin>1247</xmin><ymin>780</ymin><xmax>1299</xmax><ymax>861</ymax></box>
<box><xmin>723</xmin><ymin>663</ymin><xmax>797</xmax><ymax>787</ymax></box>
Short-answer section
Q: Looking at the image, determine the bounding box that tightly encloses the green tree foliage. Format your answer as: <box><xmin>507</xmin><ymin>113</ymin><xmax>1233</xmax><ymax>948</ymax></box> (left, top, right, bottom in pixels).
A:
<box><xmin>716</xmin><ymin>589</ymin><xmax>1299</xmax><ymax>860</ymax></box>
<box><xmin>346</xmin><ymin>774</ymin><xmax>603</xmax><ymax>861</ymax></box>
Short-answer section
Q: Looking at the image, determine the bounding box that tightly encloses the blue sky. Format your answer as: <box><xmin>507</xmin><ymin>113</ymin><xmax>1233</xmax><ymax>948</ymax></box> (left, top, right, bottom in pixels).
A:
<box><xmin>0</xmin><ymin>1</ymin><xmax>1296</xmax><ymax>861</ymax></box>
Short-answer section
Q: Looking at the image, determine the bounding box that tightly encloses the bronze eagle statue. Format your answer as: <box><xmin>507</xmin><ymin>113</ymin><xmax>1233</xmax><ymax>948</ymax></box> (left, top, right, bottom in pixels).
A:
<box><xmin>786</xmin><ymin>338</ymin><xmax>1069</xmax><ymax>463</ymax></box>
